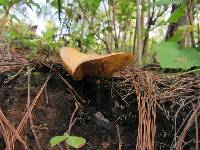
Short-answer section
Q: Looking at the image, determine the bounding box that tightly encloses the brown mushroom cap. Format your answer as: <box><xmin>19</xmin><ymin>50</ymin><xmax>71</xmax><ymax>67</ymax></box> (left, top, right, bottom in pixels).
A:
<box><xmin>60</xmin><ymin>47</ymin><xmax>134</xmax><ymax>80</ymax></box>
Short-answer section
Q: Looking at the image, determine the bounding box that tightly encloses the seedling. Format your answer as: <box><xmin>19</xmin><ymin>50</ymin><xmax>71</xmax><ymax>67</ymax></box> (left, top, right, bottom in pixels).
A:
<box><xmin>50</xmin><ymin>132</ymin><xmax>86</xmax><ymax>149</ymax></box>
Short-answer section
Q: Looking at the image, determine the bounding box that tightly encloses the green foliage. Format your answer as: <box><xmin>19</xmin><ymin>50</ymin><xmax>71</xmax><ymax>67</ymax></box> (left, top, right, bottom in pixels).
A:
<box><xmin>1</xmin><ymin>0</ymin><xmax>200</xmax><ymax>67</ymax></box>
<box><xmin>50</xmin><ymin>132</ymin><xmax>86</xmax><ymax>149</ymax></box>
<box><xmin>64</xmin><ymin>7</ymin><xmax>73</xmax><ymax>19</ymax></box>
<box><xmin>0</xmin><ymin>0</ymin><xmax>9</xmax><ymax>6</ymax></box>
<box><xmin>81</xmin><ymin>0</ymin><xmax>102</xmax><ymax>13</ymax></box>
<box><xmin>152</xmin><ymin>0</ymin><xmax>183</xmax><ymax>6</ymax></box>
<box><xmin>66</xmin><ymin>136</ymin><xmax>86</xmax><ymax>149</ymax></box>
<box><xmin>0</xmin><ymin>0</ymin><xmax>40</xmax><ymax>14</ymax></box>
<box><xmin>42</xmin><ymin>21</ymin><xmax>59</xmax><ymax>48</ymax></box>
<box><xmin>156</xmin><ymin>42</ymin><xmax>200</xmax><ymax>69</ymax></box>
<box><xmin>167</xmin><ymin>25</ymin><xmax>193</xmax><ymax>42</ymax></box>
<box><xmin>116</xmin><ymin>0</ymin><xmax>135</xmax><ymax>22</ymax></box>
<box><xmin>24</xmin><ymin>0</ymin><xmax>40</xmax><ymax>10</ymax></box>
<box><xmin>1</xmin><ymin>20</ymin><xmax>61</xmax><ymax>56</ymax></box>
<box><xmin>167</xmin><ymin>3</ymin><xmax>186</xmax><ymax>23</ymax></box>
<box><xmin>82</xmin><ymin>33</ymin><xmax>95</xmax><ymax>47</ymax></box>
<box><xmin>50</xmin><ymin>135</ymin><xmax>69</xmax><ymax>147</ymax></box>
<box><xmin>4</xmin><ymin>22</ymin><xmax>32</xmax><ymax>40</ymax></box>
<box><xmin>49</xmin><ymin>0</ymin><xmax>59</xmax><ymax>9</ymax></box>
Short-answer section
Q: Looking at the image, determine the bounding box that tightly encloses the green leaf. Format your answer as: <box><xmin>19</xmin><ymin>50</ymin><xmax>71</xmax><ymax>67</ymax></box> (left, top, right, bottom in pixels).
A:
<box><xmin>83</xmin><ymin>33</ymin><xmax>95</xmax><ymax>46</ymax></box>
<box><xmin>66</xmin><ymin>136</ymin><xmax>86</xmax><ymax>149</ymax></box>
<box><xmin>102</xmin><ymin>26</ymin><xmax>112</xmax><ymax>33</ymax></box>
<box><xmin>50</xmin><ymin>0</ymin><xmax>59</xmax><ymax>9</ymax></box>
<box><xmin>152</xmin><ymin>0</ymin><xmax>182</xmax><ymax>7</ymax></box>
<box><xmin>105</xmin><ymin>26</ymin><xmax>112</xmax><ymax>32</ymax></box>
<box><xmin>0</xmin><ymin>0</ymin><xmax>9</xmax><ymax>6</ymax></box>
<box><xmin>82</xmin><ymin>0</ymin><xmax>101</xmax><ymax>13</ymax></box>
<box><xmin>44</xmin><ymin>30</ymin><xmax>55</xmax><ymax>38</ymax></box>
<box><xmin>50</xmin><ymin>135</ymin><xmax>68</xmax><ymax>147</ymax></box>
<box><xmin>168</xmin><ymin>25</ymin><xmax>193</xmax><ymax>42</ymax></box>
<box><xmin>167</xmin><ymin>4</ymin><xmax>186</xmax><ymax>23</ymax></box>
<box><xmin>65</xmin><ymin>7</ymin><xmax>73</xmax><ymax>19</ymax></box>
<box><xmin>156</xmin><ymin>42</ymin><xmax>200</xmax><ymax>69</ymax></box>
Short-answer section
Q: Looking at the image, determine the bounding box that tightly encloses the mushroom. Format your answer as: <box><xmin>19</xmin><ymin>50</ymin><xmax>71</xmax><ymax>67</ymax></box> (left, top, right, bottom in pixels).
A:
<box><xmin>60</xmin><ymin>47</ymin><xmax>134</xmax><ymax>80</ymax></box>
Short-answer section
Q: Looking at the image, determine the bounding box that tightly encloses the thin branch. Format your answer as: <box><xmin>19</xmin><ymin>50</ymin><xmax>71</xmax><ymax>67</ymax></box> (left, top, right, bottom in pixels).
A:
<box><xmin>68</xmin><ymin>102</ymin><xmax>79</xmax><ymax>134</ymax></box>
<box><xmin>77</xmin><ymin>0</ymin><xmax>111</xmax><ymax>53</ymax></box>
<box><xmin>116</xmin><ymin>124</ymin><xmax>122</xmax><ymax>150</ymax></box>
<box><xmin>11</xmin><ymin>74</ymin><xmax>52</xmax><ymax>146</ymax></box>
<box><xmin>26</xmin><ymin>68</ymin><xmax>43</xmax><ymax>150</ymax></box>
<box><xmin>40</xmin><ymin>61</ymin><xmax>85</xmax><ymax>105</ymax></box>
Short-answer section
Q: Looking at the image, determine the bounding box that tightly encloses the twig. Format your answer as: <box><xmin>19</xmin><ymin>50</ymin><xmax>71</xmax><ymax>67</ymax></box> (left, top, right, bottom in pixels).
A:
<box><xmin>30</xmin><ymin>115</ymin><xmax>42</xmax><ymax>150</ymax></box>
<box><xmin>0</xmin><ymin>121</ymin><xmax>12</xmax><ymax>150</ymax></box>
<box><xmin>77</xmin><ymin>0</ymin><xmax>110</xmax><ymax>53</ymax></box>
<box><xmin>174</xmin><ymin>68</ymin><xmax>200</xmax><ymax>77</ymax></box>
<box><xmin>116</xmin><ymin>124</ymin><xmax>122</xmax><ymax>150</ymax></box>
<box><xmin>4</xmin><ymin>66</ymin><xmax>25</xmax><ymax>84</ymax></box>
<box><xmin>10</xmin><ymin>74</ymin><xmax>52</xmax><ymax>146</ymax></box>
<box><xmin>44</xmin><ymin>85</ymin><xmax>49</xmax><ymax>104</ymax></box>
<box><xmin>68</xmin><ymin>102</ymin><xmax>79</xmax><ymax>134</ymax></box>
<box><xmin>176</xmin><ymin>104</ymin><xmax>200</xmax><ymax>150</ymax></box>
<box><xmin>26</xmin><ymin>69</ymin><xmax>43</xmax><ymax>150</ymax></box>
<box><xmin>26</xmin><ymin>67</ymin><xmax>32</xmax><ymax>108</ymax></box>
<box><xmin>193</xmin><ymin>104</ymin><xmax>199</xmax><ymax>150</ymax></box>
<box><xmin>40</xmin><ymin>61</ymin><xmax>85</xmax><ymax>105</ymax></box>
<box><xmin>0</xmin><ymin>109</ymin><xmax>28</xmax><ymax>149</ymax></box>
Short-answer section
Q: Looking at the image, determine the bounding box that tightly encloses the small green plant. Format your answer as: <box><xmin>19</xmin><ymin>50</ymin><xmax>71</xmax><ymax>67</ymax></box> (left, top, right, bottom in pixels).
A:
<box><xmin>50</xmin><ymin>132</ymin><xmax>86</xmax><ymax>149</ymax></box>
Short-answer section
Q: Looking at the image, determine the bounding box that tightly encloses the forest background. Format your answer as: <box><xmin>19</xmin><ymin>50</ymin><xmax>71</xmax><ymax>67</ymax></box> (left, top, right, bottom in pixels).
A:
<box><xmin>1</xmin><ymin>0</ymin><xmax>200</xmax><ymax>70</ymax></box>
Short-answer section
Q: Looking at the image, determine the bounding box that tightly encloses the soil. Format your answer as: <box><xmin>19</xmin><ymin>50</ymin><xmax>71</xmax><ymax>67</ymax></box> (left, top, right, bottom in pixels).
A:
<box><xmin>0</xmin><ymin>67</ymin><xmax>199</xmax><ymax>150</ymax></box>
<box><xmin>0</xmin><ymin>69</ymin><xmax>138</xmax><ymax>150</ymax></box>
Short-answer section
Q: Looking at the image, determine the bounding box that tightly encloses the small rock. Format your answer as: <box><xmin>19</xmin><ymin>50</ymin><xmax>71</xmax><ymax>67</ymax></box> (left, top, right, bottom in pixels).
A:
<box><xmin>94</xmin><ymin>111</ymin><xmax>113</xmax><ymax>131</ymax></box>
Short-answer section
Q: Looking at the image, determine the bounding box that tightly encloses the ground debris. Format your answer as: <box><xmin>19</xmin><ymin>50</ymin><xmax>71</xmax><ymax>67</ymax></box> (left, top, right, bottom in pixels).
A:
<box><xmin>0</xmin><ymin>64</ymin><xmax>200</xmax><ymax>149</ymax></box>
<box><xmin>0</xmin><ymin>42</ymin><xmax>28</xmax><ymax>73</ymax></box>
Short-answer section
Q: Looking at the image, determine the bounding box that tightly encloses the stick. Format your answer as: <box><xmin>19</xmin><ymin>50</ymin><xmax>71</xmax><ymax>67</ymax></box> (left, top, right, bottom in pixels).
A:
<box><xmin>40</xmin><ymin>61</ymin><xmax>85</xmax><ymax>105</ymax></box>
<box><xmin>27</xmin><ymin>68</ymin><xmax>43</xmax><ymax>150</ymax></box>
<box><xmin>116</xmin><ymin>124</ymin><xmax>122</xmax><ymax>150</ymax></box>
<box><xmin>4</xmin><ymin>66</ymin><xmax>25</xmax><ymax>84</ymax></box>
<box><xmin>0</xmin><ymin>109</ymin><xmax>27</xmax><ymax>149</ymax></box>
<box><xmin>68</xmin><ymin>102</ymin><xmax>79</xmax><ymax>133</ymax></box>
<box><xmin>10</xmin><ymin>74</ymin><xmax>51</xmax><ymax>146</ymax></box>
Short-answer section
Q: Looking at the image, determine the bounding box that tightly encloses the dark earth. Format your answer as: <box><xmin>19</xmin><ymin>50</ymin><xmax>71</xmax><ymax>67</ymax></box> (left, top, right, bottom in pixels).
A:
<box><xmin>0</xmin><ymin>66</ymin><xmax>198</xmax><ymax>150</ymax></box>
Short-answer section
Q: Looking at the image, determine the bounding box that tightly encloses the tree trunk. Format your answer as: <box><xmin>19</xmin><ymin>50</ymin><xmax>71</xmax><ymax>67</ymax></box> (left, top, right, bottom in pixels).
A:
<box><xmin>141</xmin><ymin>0</ymin><xmax>145</xmax><ymax>54</ymax></box>
<box><xmin>165</xmin><ymin>4</ymin><xmax>179</xmax><ymax>41</ymax></box>
<box><xmin>165</xmin><ymin>2</ymin><xmax>194</xmax><ymax>48</ymax></box>
<box><xmin>187</xmin><ymin>0</ymin><xmax>195</xmax><ymax>47</ymax></box>
<box><xmin>108</xmin><ymin>3</ymin><xmax>113</xmax><ymax>52</ymax></box>
<box><xmin>136</xmin><ymin>0</ymin><xmax>142</xmax><ymax>66</ymax></box>
<box><xmin>198</xmin><ymin>22</ymin><xmax>200</xmax><ymax>46</ymax></box>
<box><xmin>133</xmin><ymin>26</ymin><xmax>137</xmax><ymax>54</ymax></box>
<box><xmin>112</xmin><ymin>0</ymin><xmax>119</xmax><ymax>50</ymax></box>
<box><xmin>142</xmin><ymin>0</ymin><xmax>151</xmax><ymax>57</ymax></box>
